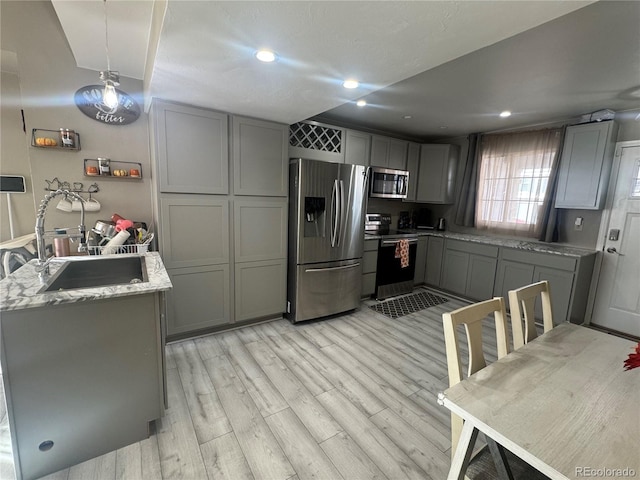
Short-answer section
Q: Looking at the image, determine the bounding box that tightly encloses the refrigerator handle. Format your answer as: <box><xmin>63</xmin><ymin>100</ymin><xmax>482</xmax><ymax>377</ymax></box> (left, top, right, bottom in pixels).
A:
<box><xmin>330</xmin><ymin>179</ymin><xmax>339</xmax><ymax>247</ymax></box>
<box><xmin>337</xmin><ymin>179</ymin><xmax>345</xmax><ymax>246</ymax></box>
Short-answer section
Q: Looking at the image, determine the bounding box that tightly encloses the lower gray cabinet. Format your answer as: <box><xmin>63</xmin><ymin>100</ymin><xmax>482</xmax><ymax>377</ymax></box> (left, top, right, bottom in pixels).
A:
<box><xmin>414</xmin><ymin>237</ymin><xmax>427</xmax><ymax>284</ymax></box>
<box><xmin>235</xmin><ymin>260</ymin><xmax>286</xmax><ymax>322</ymax></box>
<box><xmin>1</xmin><ymin>294</ymin><xmax>164</xmax><ymax>480</ymax></box>
<box><xmin>165</xmin><ymin>265</ymin><xmax>231</xmax><ymax>335</ymax></box>
<box><xmin>441</xmin><ymin>239</ymin><xmax>498</xmax><ymax>300</ymax></box>
<box><xmin>362</xmin><ymin>239</ymin><xmax>378</xmax><ymax>297</ymax></box>
<box><xmin>425</xmin><ymin>236</ymin><xmax>444</xmax><ymax>287</ymax></box>
<box><xmin>494</xmin><ymin>249</ymin><xmax>579</xmax><ymax>325</ymax></box>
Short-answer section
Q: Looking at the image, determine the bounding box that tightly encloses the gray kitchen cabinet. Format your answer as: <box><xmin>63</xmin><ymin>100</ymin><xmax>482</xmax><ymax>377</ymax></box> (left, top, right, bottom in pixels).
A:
<box><xmin>159</xmin><ymin>195</ymin><xmax>229</xmax><ymax>269</ymax></box>
<box><xmin>493</xmin><ymin>248</ymin><xmax>594</xmax><ymax>325</ymax></box>
<box><xmin>441</xmin><ymin>239</ymin><xmax>498</xmax><ymax>300</ymax></box>
<box><xmin>165</xmin><ymin>265</ymin><xmax>231</xmax><ymax>335</ymax></box>
<box><xmin>362</xmin><ymin>238</ymin><xmax>378</xmax><ymax>297</ymax></box>
<box><xmin>233</xmin><ymin>198</ymin><xmax>288</xmax><ymax>321</ymax></box>
<box><xmin>232</xmin><ymin>116</ymin><xmax>288</xmax><ymax>196</ymax></box>
<box><xmin>344</xmin><ymin>129</ymin><xmax>371</xmax><ymax>165</ymax></box>
<box><xmin>370</xmin><ymin>135</ymin><xmax>408</xmax><ymax>169</ymax></box>
<box><xmin>425</xmin><ymin>236</ymin><xmax>444</xmax><ymax>287</ymax></box>
<box><xmin>235</xmin><ymin>259</ymin><xmax>287</xmax><ymax>322</ymax></box>
<box><xmin>234</xmin><ymin>198</ymin><xmax>287</xmax><ymax>263</ymax></box>
<box><xmin>404</xmin><ymin>142</ymin><xmax>421</xmax><ymax>202</ymax></box>
<box><xmin>151</xmin><ymin>100</ymin><xmax>290</xmax><ymax>338</ymax></box>
<box><xmin>152</xmin><ymin>99</ymin><xmax>229</xmax><ymax>194</ymax></box>
<box><xmin>415</xmin><ymin>144</ymin><xmax>459</xmax><ymax>204</ymax></box>
<box><xmin>555</xmin><ymin>121</ymin><xmax>618</xmax><ymax>209</ymax></box>
<box><xmin>414</xmin><ymin>236</ymin><xmax>427</xmax><ymax>284</ymax></box>
<box><xmin>1</xmin><ymin>294</ymin><xmax>163</xmax><ymax>480</ymax></box>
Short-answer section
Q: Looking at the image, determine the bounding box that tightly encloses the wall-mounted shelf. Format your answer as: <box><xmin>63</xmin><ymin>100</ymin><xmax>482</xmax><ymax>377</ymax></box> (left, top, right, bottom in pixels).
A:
<box><xmin>84</xmin><ymin>159</ymin><xmax>142</xmax><ymax>179</ymax></box>
<box><xmin>31</xmin><ymin>128</ymin><xmax>81</xmax><ymax>151</ymax></box>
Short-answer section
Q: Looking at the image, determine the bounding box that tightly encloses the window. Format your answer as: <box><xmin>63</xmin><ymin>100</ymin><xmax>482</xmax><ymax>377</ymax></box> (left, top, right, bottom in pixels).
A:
<box><xmin>476</xmin><ymin>129</ymin><xmax>563</xmax><ymax>238</ymax></box>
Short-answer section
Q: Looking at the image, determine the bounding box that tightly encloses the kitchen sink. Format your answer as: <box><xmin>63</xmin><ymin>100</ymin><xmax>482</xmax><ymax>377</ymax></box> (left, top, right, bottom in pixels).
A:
<box><xmin>39</xmin><ymin>256</ymin><xmax>148</xmax><ymax>293</ymax></box>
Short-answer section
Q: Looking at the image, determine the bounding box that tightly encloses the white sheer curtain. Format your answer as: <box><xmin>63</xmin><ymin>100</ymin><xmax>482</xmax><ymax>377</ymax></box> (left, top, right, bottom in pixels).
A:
<box><xmin>476</xmin><ymin>128</ymin><xmax>563</xmax><ymax>238</ymax></box>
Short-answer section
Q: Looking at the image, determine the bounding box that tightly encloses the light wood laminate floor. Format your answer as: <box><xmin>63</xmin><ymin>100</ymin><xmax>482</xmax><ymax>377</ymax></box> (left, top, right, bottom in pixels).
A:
<box><xmin>0</xmin><ymin>288</ymin><xmax>506</xmax><ymax>480</ymax></box>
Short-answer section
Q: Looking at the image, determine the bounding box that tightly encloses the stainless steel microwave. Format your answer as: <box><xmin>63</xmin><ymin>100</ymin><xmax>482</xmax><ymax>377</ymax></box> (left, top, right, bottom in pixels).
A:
<box><xmin>369</xmin><ymin>167</ymin><xmax>409</xmax><ymax>199</ymax></box>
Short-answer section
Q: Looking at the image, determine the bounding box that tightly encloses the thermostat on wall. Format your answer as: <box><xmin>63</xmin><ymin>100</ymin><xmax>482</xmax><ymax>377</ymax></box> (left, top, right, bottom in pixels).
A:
<box><xmin>0</xmin><ymin>175</ymin><xmax>26</xmax><ymax>193</ymax></box>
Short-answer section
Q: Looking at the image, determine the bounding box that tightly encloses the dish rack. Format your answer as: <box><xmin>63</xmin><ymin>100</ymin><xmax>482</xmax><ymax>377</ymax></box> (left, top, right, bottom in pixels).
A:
<box><xmin>87</xmin><ymin>244</ymin><xmax>149</xmax><ymax>256</ymax></box>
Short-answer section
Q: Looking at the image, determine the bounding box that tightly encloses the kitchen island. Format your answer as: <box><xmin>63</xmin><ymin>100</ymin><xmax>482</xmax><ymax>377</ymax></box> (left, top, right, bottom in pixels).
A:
<box><xmin>0</xmin><ymin>252</ymin><xmax>172</xmax><ymax>480</ymax></box>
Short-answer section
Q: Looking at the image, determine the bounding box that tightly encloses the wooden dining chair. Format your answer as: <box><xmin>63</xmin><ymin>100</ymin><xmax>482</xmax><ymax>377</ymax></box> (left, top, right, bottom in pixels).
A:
<box><xmin>508</xmin><ymin>280</ymin><xmax>553</xmax><ymax>350</ymax></box>
<box><xmin>442</xmin><ymin>297</ymin><xmax>510</xmax><ymax>458</ymax></box>
<box><xmin>443</xmin><ymin>297</ymin><xmax>550</xmax><ymax>480</ymax></box>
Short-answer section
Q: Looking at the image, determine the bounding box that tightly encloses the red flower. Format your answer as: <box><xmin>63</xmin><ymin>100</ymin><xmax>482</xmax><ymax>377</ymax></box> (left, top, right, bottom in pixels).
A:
<box><xmin>624</xmin><ymin>342</ymin><xmax>640</xmax><ymax>371</ymax></box>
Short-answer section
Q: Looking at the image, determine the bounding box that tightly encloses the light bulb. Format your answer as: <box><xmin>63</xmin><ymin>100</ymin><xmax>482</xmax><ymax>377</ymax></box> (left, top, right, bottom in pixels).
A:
<box><xmin>103</xmin><ymin>83</ymin><xmax>119</xmax><ymax>109</ymax></box>
<box><xmin>255</xmin><ymin>50</ymin><xmax>277</xmax><ymax>62</ymax></box>
<box><xmin>343</xmin><ymin>79</ymin><xmax>359</xmax><ymax>89</ymax></box>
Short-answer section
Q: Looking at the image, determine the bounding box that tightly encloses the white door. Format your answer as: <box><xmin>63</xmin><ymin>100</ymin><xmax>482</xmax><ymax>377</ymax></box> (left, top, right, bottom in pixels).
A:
<box><xmin>590</xmin><ymin>141</ymin><xmax>640</xmax><ymax>337</ymax></box>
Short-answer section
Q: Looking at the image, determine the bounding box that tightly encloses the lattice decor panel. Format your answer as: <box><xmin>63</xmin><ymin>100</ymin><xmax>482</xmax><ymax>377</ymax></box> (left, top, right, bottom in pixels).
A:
<box><xmin>289</xmin><ymin>122</ymin><xmax>343</xmax><ymax>153</ymax></box>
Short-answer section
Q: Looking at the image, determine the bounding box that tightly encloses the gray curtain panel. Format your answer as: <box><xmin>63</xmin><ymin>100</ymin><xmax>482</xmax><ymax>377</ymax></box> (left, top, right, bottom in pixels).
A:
<box><xmin>537</xmin><ymin>126</ymin><xmax>567</xmax><ymax>242</ymax></box>
<box><xmin>454</xmin><ymin>133</ymin><xmax>481</xmax><ymax>227</ymax></box>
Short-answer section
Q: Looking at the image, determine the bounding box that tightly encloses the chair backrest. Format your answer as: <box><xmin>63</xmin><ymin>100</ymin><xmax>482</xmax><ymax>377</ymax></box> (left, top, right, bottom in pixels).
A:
<box><xmin>508</xmin><ymin>280</ymin><xmax>553</xmax><ymax>350</ymax></box>
<box><xmin>442</xmin><ymin>297</ymin><xmax>510</xmax><ymax>458</ymax></box>
<box><xmin>443</xmin><ymin>297</ymin><xmax>510</xmax><ymax>386</ymax></box>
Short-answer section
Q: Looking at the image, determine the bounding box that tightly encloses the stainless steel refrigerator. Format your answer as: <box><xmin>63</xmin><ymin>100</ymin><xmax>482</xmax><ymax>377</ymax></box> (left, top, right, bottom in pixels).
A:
<box><xmin>287</xmin><ymin>158</ymin><xmax>368</xmax><ymax>323</ymax></box>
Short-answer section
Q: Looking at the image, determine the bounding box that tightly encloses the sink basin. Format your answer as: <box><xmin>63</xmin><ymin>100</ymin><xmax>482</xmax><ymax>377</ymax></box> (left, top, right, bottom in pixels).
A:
<box><xmin>39</xmin><ymin>256</ymin><xmax>148</xmax><ymax>293</ymax></box>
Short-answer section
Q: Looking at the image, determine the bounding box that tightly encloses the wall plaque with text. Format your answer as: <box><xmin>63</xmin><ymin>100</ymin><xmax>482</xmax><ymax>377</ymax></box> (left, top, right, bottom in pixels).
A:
<box><xmin>74</xmin><ymin>85</ymin><xmax>140</xmax><ymax>125</ymax></box>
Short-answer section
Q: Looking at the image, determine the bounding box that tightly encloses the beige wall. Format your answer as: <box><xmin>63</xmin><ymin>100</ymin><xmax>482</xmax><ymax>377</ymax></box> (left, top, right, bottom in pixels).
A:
<box><xmin>0</xmin><ymin>70</ymin><xmax>34</xmax><ymax>241</ymax></box>
<box><xmin>433</xmin><ymin>110</ymin><xmax>640</xmax><ymax>249</ymax></box>
<box><xmin>0</xmin><ymin>1</ymin><xmax>153</xmax><ymax>244</ymax></box>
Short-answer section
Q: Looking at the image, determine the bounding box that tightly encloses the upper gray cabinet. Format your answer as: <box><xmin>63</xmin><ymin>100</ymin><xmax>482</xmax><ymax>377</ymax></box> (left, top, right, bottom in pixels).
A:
<box><xmin>152</xmin><ymin>100</ymin><xmax>229</xmax><ymax>194</ymax></box>
<box><xmin>344</xmin><ymin>129</ymin><xmax>371</xmax><ymax>165</ymax></box>
<box><xmin>415</xmin><ymin>144</ymin><xmax>459</xmax><ymax>204</ymax></box>
<box><xmin>555</xmin><ymin>121</ymin><xmax>618</xmax><ymax>209</ymax></box>
<box><xmin>404</xmin><ymin>142</ymin><xmax>421</xmax><ymax>202</ymax></box>
<box><xmin>232</xmin><ymin>116</ymin><xmax>288</xmax><ymax>196</ymax></box>
<box><xmin>370</xmin><ymin>135</ymin><xmax>408</xmax><ymax>170</ymax></box>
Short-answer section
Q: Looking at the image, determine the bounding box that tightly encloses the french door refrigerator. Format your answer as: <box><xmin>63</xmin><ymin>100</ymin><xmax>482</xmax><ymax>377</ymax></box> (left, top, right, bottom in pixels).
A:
<box><xmin>287</xmin><ymin>158</ymin><xmax>368</xmax><ymax>323</ymax></box>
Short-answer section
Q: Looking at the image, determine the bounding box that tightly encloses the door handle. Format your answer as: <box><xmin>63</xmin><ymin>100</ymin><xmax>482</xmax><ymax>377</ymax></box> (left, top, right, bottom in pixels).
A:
<box><xmin>606</xmin><ymin>247</ymin><xmax>624</xmax><ymax>255</ymax></box>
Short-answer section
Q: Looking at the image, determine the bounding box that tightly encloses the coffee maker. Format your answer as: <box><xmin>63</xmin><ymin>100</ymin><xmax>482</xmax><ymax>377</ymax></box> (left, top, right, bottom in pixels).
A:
<box><xmin>398</xmin><ymin>211</ymin><xmax>412</xmax><ymax>230</ymax></box>
<box><xmin>415</xmin><ymin>208</ymin><xmax>433</xmax><ymax>229</ymax></box>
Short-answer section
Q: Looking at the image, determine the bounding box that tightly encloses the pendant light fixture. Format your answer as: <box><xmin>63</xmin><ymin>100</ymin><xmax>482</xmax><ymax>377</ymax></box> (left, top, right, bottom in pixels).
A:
<box><xmin>100</xmin><ymin>0</ymin><xmax>119</xmax><ymax>110</ymax></box>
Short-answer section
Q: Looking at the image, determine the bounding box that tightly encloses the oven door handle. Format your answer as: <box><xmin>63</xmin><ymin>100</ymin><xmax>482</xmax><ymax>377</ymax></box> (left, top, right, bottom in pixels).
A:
<box><xmin>381</xmin><ymin>238</ymin><xmax>418</xmax><ymax>246</ymax></box>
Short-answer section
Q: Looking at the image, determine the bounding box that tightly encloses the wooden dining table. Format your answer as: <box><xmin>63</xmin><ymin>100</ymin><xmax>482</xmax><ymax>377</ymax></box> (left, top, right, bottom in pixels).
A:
<box><xmin>438</xmin><ymin>323</ymin><xmax>640</xmax><ymax>480</ymax></box>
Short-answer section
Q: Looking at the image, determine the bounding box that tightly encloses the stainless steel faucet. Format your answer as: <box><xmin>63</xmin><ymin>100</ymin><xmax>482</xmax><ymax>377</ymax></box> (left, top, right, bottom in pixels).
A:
<box><xmin>35</xmin><ymin>189</ymin><xmax>87</xmax><ymax>279</ymax></box>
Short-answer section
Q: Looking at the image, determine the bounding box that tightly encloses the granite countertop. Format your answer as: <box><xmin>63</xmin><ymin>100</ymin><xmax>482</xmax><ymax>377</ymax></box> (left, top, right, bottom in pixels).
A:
<box><xmin>365</xmin><ymin>230</ymin><xmax>596</xmax><ymax>258</ymax></box>
<box><xmin>0</xmin><ymin>252</ymin><xmax>172</xmax><ymax>312</ymax></box>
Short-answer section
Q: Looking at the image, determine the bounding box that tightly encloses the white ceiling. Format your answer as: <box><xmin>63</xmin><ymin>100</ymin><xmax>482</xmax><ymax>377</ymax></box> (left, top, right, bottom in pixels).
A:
<box><xmin>51</xmin><ymin>1</ymin><xmax>640</xmax><ymax>140</ymax></box>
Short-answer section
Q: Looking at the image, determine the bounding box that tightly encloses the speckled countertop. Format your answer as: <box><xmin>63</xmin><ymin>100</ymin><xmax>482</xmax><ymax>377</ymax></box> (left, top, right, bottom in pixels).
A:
<box><xmin>365</xmin><ymin>230</ymin><xmax>597</xmax><ymax>258</ymax></box>
<box><xmin>0</xmin><ymin>252</ymin><xmax>172</xmax><ymax>312</ymax></box>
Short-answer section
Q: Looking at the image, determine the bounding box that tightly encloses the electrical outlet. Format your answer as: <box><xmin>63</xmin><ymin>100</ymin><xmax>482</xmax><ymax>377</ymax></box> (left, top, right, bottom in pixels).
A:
<box><xmin>574</xmin><ymin>216</ymin><xmax>583</xmax><ymax>231</ymax></box>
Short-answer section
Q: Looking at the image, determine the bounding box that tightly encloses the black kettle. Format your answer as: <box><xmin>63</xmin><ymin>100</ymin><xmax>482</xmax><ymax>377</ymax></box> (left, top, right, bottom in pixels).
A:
<box><xmin>437</xmin><ymin>217</ymin><xmax>446</xmax><ymax>231</ymax></box>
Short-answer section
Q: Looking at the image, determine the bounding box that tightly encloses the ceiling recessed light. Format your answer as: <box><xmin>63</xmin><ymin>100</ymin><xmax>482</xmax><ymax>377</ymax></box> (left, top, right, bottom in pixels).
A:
<box><xmin>343</xmin><ymin>79</ymin><xmax>359</xmax><ymax>89</ymax></box>
<box><xmin>403</xmin><ymin>115</ymin><xmax>412</xmax><ymax>120</ymax></box>
<box><xmin>440</xmin><ymin>126</ymin><xmax>449</xmax><ymax>129</ymax></box>
<box><xmin>356</xmin><ymin>100</ymin><xmax>366</xmax><ymax>107</ymax></box>
<box><xmin>255</xmin><ymin>49</ymin><xmax>277</xmax><ymax>63</ymax></box>
<box><xmin>499</xmin><ymin>110</ymin><xmax>512</xmax><ymax>118</ymax></box>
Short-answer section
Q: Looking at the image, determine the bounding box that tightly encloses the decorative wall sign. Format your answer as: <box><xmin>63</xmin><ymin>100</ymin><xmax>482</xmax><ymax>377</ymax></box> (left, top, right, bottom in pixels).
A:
<box><xmin>74</xmin><ymin>85</ymin><xmax>141</xmax><ymax>125</ymax></box>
